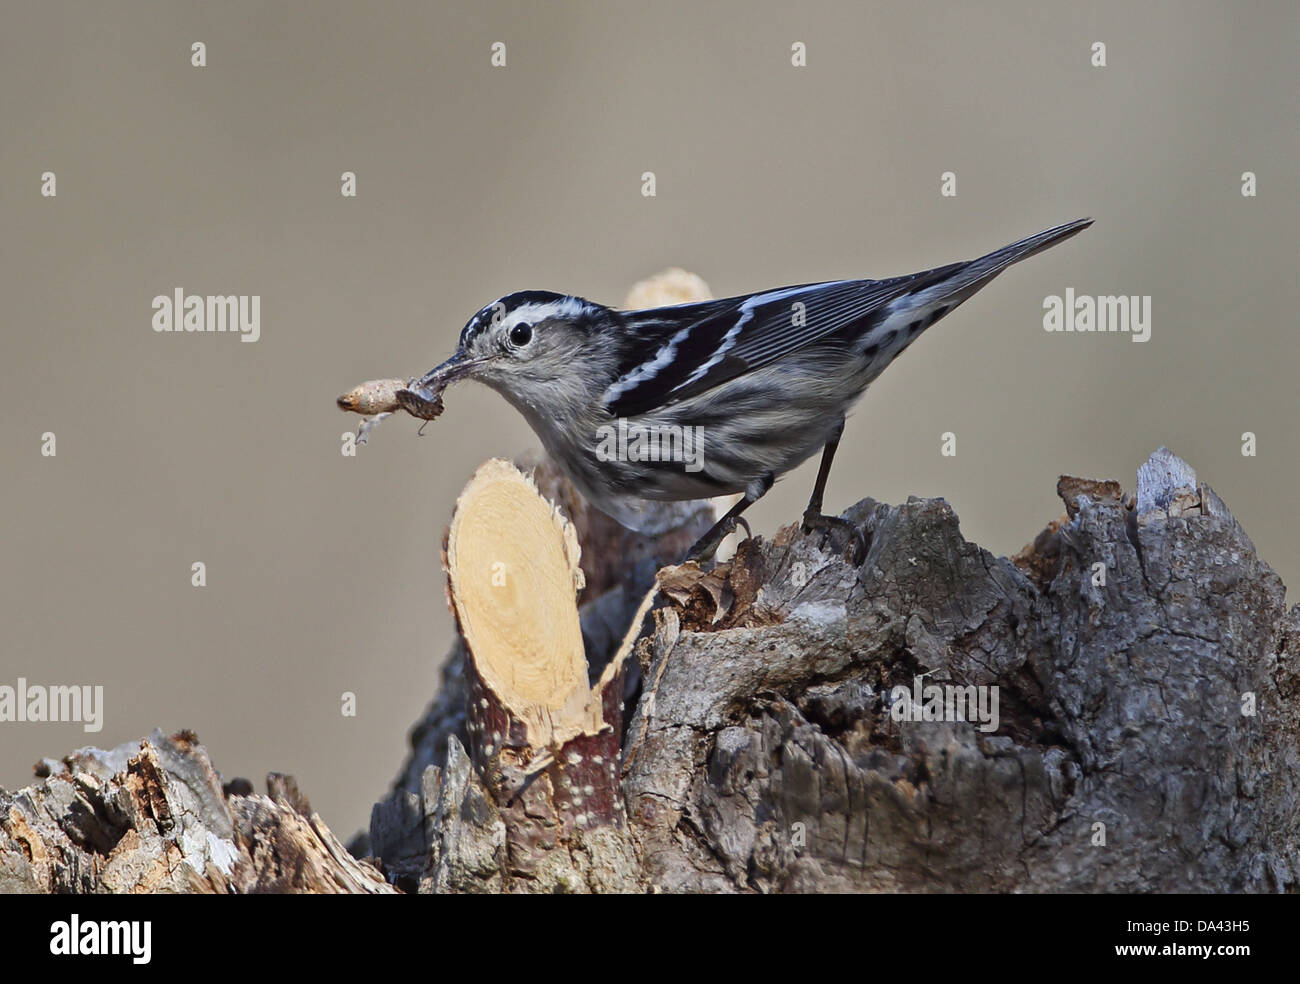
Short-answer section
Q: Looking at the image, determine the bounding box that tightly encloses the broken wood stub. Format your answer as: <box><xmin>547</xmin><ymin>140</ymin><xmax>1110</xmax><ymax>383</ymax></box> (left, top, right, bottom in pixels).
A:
<box><xmin>441</xmin><ymin>459</ymin><xmax>639</xmax><ymax>886</ymax></box>
<box><xmin>0</xmin><ymin>729</ymin><xmax>394</xmax><ymax>894</ymax></box>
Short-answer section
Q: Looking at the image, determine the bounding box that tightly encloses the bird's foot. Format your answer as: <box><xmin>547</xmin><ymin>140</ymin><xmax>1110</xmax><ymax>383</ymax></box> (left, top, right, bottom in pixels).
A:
<box><xmin>684</xmin><ymin>514</ymin><xmax>752</xmax><ymax>564</ymax></box>
<box><xmin>801</xmin><ymin>509</ymin><xmax>866</xmax><ymax>565</ymax></box>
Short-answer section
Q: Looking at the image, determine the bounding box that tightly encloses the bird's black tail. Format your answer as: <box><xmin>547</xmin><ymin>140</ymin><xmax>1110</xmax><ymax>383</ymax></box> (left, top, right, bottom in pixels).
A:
<box><xmin>959</xmin><ymin>217</ymin><xmax>1093</xmax><ymax>291</ymax></box>
<box><xmin>970</xmin><ymin>217</ymin><xmax>1093</xmax><ymax>274</ymax></box>
<box><xmin>898</xmin><ymin>217</ymin><xmax>1092</xmax><ymax>315</ymax></box>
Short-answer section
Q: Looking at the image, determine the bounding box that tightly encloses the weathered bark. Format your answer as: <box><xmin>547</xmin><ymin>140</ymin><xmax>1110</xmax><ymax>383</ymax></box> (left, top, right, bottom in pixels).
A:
<box><xmin>0</xmin><ymin>729</ymin><xmax>393</xmax><ymax>893</ymax></box>
<box><xmin>368</xmin><ymin>448</ymin><xmax>1299</xmax><ymax>893</ymax></box>
<box><xmin>3</xmin><ymin>448</ymin><xmax>1297</xmax><ymax>893</ymax></box>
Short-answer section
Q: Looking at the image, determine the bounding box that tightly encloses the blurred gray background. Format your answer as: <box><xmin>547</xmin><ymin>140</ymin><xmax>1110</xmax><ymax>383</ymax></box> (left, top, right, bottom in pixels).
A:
<box><xmin>3</xmin><ymin>0</ymin><xmax>1296</xmax><ymax>839</ymax></box>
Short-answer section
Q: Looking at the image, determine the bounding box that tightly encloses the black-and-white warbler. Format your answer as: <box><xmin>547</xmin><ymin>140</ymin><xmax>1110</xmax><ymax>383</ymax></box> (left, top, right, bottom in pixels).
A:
<box><xmin>401</xmin><ymin>219</ymin><xmax>1091</xmax><ymax>561</ymax></box>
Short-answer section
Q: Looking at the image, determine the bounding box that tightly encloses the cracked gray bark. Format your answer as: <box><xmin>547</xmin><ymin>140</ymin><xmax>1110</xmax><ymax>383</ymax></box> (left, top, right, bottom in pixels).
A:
<box><xmin>373</xmin><ymin>448</ymin><xmax>1299</xmax><ymax>893</ymax></box>
<box><xmin>4</xmin><ymin>448</ymin><xmax>1296</xmax><ymax>893</ymax></box>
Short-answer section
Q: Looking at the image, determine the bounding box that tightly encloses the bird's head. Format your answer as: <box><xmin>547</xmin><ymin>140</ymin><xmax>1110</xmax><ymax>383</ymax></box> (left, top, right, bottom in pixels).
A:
<box><xmin>405</xmin><ymin>290</ymin><xmax>614</xmax><ymax>420</ymax></box>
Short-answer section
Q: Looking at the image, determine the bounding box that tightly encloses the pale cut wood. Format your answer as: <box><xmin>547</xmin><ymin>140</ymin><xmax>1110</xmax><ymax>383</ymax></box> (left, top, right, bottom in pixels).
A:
<box><xmin>622</xmin><ymin>268</ymin><xmax>712</xmax><ymax>309</ymax></box>
<box><xmin>445</xmin><ymin>458</ymin><xmax>599</xmax><ymax>749</ymax></box>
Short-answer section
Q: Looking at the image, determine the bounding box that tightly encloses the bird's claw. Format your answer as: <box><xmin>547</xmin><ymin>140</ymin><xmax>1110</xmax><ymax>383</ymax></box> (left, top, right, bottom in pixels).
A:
<box><xmin>685</xmin><ymin>513</ymin><xmax>753</xmax><ymax>564</ymax></box>
<box><xmin>801</xmin><ymin>509</ymin><xmax>866</xmax><ymax>565</ymax></box>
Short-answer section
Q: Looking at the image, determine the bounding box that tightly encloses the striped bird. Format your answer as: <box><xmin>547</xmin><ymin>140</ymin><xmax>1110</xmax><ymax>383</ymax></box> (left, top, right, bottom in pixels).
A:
<box><xmin>401</xmin><ymin>218</ymin><xmax>1092</xmax><ymax>560</ymax></box>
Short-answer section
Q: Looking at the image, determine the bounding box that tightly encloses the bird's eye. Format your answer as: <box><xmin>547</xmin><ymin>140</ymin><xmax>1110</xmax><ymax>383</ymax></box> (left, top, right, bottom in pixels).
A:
<box><xmin>509</xmin><ymin>323</ymin><xmax>533</xmax><ymax>346</ymax></box>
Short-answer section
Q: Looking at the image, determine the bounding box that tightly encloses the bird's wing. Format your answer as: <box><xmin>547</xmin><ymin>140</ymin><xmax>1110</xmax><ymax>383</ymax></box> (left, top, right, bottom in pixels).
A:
<box><xmin>603</xmin><ymin>218</ymin><xmax>1092</xmax><ymax>417</ymax></box>
<box><xmin>603</xmin><ymin>266</ymin><xmax>961</xmax><ymax>417</ymax></box>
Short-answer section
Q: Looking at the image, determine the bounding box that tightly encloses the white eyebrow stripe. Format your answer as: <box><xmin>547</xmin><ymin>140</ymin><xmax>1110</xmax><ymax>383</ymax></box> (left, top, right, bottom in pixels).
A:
<box><xmin>496</xmin><ymin>297</ymin><xmax>588</xmax><ymax>332</ymax></box>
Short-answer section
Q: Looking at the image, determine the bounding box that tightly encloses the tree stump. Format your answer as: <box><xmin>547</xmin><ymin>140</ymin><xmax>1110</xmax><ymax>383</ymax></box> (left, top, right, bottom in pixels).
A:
<box><xmin>3</xmin><ymin>264</ymin><xmax>1296</xmax><ymax>894</ymax></box>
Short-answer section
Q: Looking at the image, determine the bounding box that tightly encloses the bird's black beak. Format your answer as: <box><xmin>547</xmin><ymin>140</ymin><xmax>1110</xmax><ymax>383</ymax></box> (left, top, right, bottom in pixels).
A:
<box><xmin>412</xmin><ymin>349</ymin><xmax>484</xmax><ymax>391</ymax></box>
<box><xmin>396</xmin><ymin>350</ymin><xmax>486</xmax><ymax>419</ymax></box>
